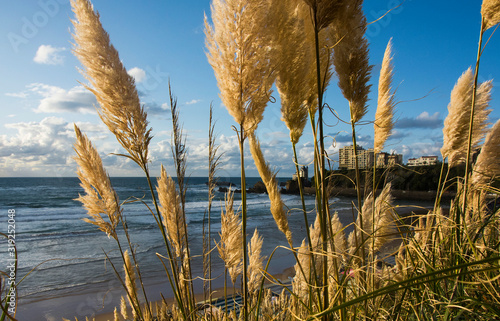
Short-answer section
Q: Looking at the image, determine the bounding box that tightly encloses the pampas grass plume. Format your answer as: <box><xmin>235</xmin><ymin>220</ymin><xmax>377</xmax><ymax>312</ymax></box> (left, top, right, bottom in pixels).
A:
<box><xmin>349</xmin><ymin>183</ymin><xmax>394</xmax><ymax>254</ymax></box>
<box><xmin>247</xmin><ymin>229</ymin><xmax>265</xmax><ymax>293</ymax></box>
<box><xmin>70</xmin><ymin>0</ymin><xmax>152</xmax><ymax>166</ymax></box>
<box><xmin>120</xmin><ymin>295</ymin><xmax>128</xmax><ymax>320</ymax></box>
<box><xmin>248</xmin><ymin>133</ymin><xmax>292</xmax><ymax>245</ymax></box>
<box><xmin>124</xmin><ymin>249</ymin><xmax>139</xmax><ymax>318</ymax></box>
<box><xmin>275</xmin><ymin>1</ymin><xmax>311</xmax><ymax>144</ymax></box>
<box><xmin>472</xmin><ymin>119</ymin><xmax>500</xmax><ymax>187</ymax></box>
<box><xmin>374</xmin><ymin>39</ymin><xmax>396</xmax><ymax>154</ymax></box>
<box><xmin>441</xmin><ymin>68</ymin><xmax>492</xmax><ymax>166</ymax></box>
<box><xmin>156</xmin><ymin>165</ymin><xmax>185</xmax><ymax>257</ymax></box>
<box><xmin>73</xmin><ymin>125</ymin><xmax>120</xmax><ymax>240</ymax></box>
<box><xmin>482</xmin><ymin>0</ymin><xmax>500</xmax><ymax>30</ymax></box>
<box><xmin>292</xmin><ymin>239</ymin><xmax>311</xmax><ymax>301</ymax></box>
<box><xmin>204</xmin><ymin>0</ymin><xmax>275</xmax><ymax>134</ymax></box>
<box><xmin>217</xmin><ymin>190</ymin><xmax>243</xmax><ymax>284</ymax></box>
<box><xmin>332</xmin><ymin>0</ymin><xmax>372</xmax><ymax>123</ymax></box>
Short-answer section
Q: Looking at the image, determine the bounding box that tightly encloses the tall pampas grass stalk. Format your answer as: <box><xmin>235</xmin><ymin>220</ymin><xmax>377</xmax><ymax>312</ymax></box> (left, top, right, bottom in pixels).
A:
<box><xmin>302</xmin><ymin>0</ymin><xmax>346</xmax><ymax>311</ymax></box>
<box><xmin>205</xmin><ymin>1</ymin><xmax>276</xmax><ymax>316</ymax></box>
<box><xmin>168</xmin><ymin>83</ymin><xmax>195</xmax><ymax>308</ymax></box>
<box><xmin>74</xmin><ymin>123</ymin><xmax>152</xmax><ymax>319</ymax></box>
<box><xmin>332</xmin><ymin>0</ymin><xmax>372</xmax><ymax>303</ymax></box>
<box><xmin>71</xmin><ymin>0</ymin><xmax>191</xmax><ymax>316</ymax></box>
<box><xmin>459</xmin><ymin>0</ymin><xmax>498</xmax><ymax>244</ymax></box>
<box><xmin>70</xmin><ymin>0</ymin><xmax>152</xmax><ymax>170</ymax></box>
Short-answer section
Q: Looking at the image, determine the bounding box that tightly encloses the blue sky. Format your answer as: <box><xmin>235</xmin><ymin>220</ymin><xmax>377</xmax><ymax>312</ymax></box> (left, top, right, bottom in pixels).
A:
<box><xmin>1</xmin><ymin>0</ymin><xmax>499</xmax><ymax>178</ymax></box>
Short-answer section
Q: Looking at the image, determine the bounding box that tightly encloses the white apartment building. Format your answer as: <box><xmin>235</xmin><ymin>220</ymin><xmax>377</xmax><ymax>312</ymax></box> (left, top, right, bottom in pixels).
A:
<box><xmin>339</xmin><ymin>145</ymin><xmax>374</xmax><ymax>170</ymax></box>
<box><xmin>407</xmin><ymin>156</ymin><xmax>438</xmax><ymax>166</ymax></box>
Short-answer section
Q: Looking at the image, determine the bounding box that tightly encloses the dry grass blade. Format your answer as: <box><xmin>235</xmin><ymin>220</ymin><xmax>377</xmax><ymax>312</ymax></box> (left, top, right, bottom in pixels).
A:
<box><xmin>441</xmin><ymin>68</ymin><xmax>492</xmax><ymax>167</ymax></box>
<box><xmin>73</xmin><ymin>124</ymin><xmax>120</xmax><ymax>240</ymax></box>
<box><xmin>481</xmin><ymin>0</ymin><xmax>500</xmax><ymax>30</ymax></box>
<box><xmin>374</xmin><ymin>39</ymin><xmax>396</xmax><ymax>154</ymax></box>
<box><xmin>332</xmin><ymin>0</ymin><xmax>372</xmax><ymax>123</ymax></box>
<box><xmin>70</xmin><ymin>0</ymin><xmax>152</xmax><ymax>168</ymax></box>
<box><xmin>169</xmin><ymin>83</ymin><xmax>187</xmax><ymax>203</ymax></box>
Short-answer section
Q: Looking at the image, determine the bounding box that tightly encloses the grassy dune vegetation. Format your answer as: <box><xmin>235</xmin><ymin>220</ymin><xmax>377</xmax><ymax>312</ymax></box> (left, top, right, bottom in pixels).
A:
<box><xmin>3</xmin><ymin>0</ymin><xmax>500</xmax><ymax>320</ymax></box>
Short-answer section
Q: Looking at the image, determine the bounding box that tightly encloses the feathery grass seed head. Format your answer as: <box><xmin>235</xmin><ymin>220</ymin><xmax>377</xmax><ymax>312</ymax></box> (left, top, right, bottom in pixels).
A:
<box><xmin>482</xmin><ymin>0</ymin><xmax>500</xmax><ymax>30</ymax></box>
<box><xmin>248</xmin><ymin>229</ymin><xmax>265</xmax><ymax>293</ymax></box>
<box><xmin>73</xmin><ymin>125</ymin><xmax>120</xmax><ymax>240</ymax></box>
<box><xmin>374</xmin><ymin>39</ymin><xmax>396</xmax><ymax>154</ymax></box>
<box><xmin>472</xmin><ymin>119</ymin><xmax>500</xmax><ymax>187</ymax></box>
<box><xmin>70</xmin><ymin>0</ymin><xmax>152</xmax><ymax>167</ymax></box>
<box><xmin>248</xmin><ymin>133</ymin><xmax>292</xmax><ymax>244</ymax></box>
<box><xmin>156</xmin><ymin>165</ymin><xmax>186</xmax><ymax>257</ymax></box>
<box><xmin>441</xmin><ymin>68</ymin><xmax>492</xmax><ymax>166</ymax></box>
<box><xmin>332</xmin><ymin>0</ymin><xmax>372</xmax><ymax>123</ymax></box>
<box><xmin>205</xmin><ymin>0</ymin><xmax>275</xmax><ymax>134</ymax></box>
<box><xmin>217</xmin><ymin>190</ymin><xmax>243</xmax><ymax>284</ymax></box>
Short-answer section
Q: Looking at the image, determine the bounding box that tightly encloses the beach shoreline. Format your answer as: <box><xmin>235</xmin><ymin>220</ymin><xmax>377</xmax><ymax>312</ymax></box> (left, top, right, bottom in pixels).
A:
<box><xmin>15</xmin><ymin>264</ymin><xmax>296</xmax><ymax>321</ymax></box>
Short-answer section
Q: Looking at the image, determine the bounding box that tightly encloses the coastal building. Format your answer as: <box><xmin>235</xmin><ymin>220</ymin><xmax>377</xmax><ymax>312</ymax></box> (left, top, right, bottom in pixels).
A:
<box><xmin>376</xmin><ymin>152</ymin><xmax>403</xmax><ymax>168</ymax></box>
<box><xmin>407</xmin><ymin>155</ymin><xmax>438</xmax><ymax>166</ymax></box>
<box><xmin>339</xmin><ymin>145</ymin><xmax>374</xmax><ymax>170</ymax></box>
<box><xmin>292</xmin><ymin>166</ymin><xmax>308</xmax><ymax>181</ymax></box>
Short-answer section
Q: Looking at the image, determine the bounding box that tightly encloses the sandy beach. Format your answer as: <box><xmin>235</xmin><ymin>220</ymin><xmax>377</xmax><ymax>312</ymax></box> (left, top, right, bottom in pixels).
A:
<box><xmin>16</xmin><ymin>264</ymin><xmax>296</xmax><ymax>321</ymax></box>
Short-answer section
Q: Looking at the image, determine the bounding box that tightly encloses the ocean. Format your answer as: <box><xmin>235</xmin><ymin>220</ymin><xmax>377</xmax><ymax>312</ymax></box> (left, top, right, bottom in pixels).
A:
<box><xmin>0</xmin><ymin>176</ymin><xmax>372</xmax><ymax>320</ymax></box>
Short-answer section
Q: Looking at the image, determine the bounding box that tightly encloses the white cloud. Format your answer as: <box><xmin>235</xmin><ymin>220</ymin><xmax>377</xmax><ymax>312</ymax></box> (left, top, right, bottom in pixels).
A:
<box><xmin>28</xmin><ymin>83</ymin><xmax>97</xmax><ymax>114</ymax></box>
<box><xmin>185</xmin><ymin>99</ymin><xmax>201</xmax><ymax>105</ymax></box>
<box><xmin>5</xmin><ymin>92</ymin><xmax>28</xmax><ymax>98</ymax></box>
<box><xmin>0</xmin><ymin>117</ymin><xmax>141</xmax><ymax>177</ymax></box>
<box><xmin>416</xmin><ymin>111</ymin><xmax>440</xmax><ymax>121</ymax></box>
<box><xmin>128</xmin><ymin>67</ymin><xmax>147</xmax><ymax>83</ymax></box>
<box><xmin>33</xmin><ymin>45</ymin><xmax>66</xmax><ymax>65</ymax></box>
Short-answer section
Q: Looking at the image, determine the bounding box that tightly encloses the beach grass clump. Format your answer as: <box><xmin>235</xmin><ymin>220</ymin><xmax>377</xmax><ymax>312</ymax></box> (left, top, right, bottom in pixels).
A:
<box><xmin>63</xmin><ymin>0</ymin><xmax>500</xmax><ymax>320</ymax></box>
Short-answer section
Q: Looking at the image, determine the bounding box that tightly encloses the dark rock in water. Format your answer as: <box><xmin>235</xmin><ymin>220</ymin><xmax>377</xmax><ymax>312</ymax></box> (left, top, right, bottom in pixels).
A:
<box><xmin>247</xmin><ymin>181</ymin><xmax>267</xmax><ymax>194</ymax></box>
<box><xmin>218</xmin><ymin>187</ymin><xmax>229</xmax><ymax>193</ymax></box>
<box><xmin>282</xmin><ymin>178</ymin><xmax>312</xmax><ymax>194</ymax></box>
